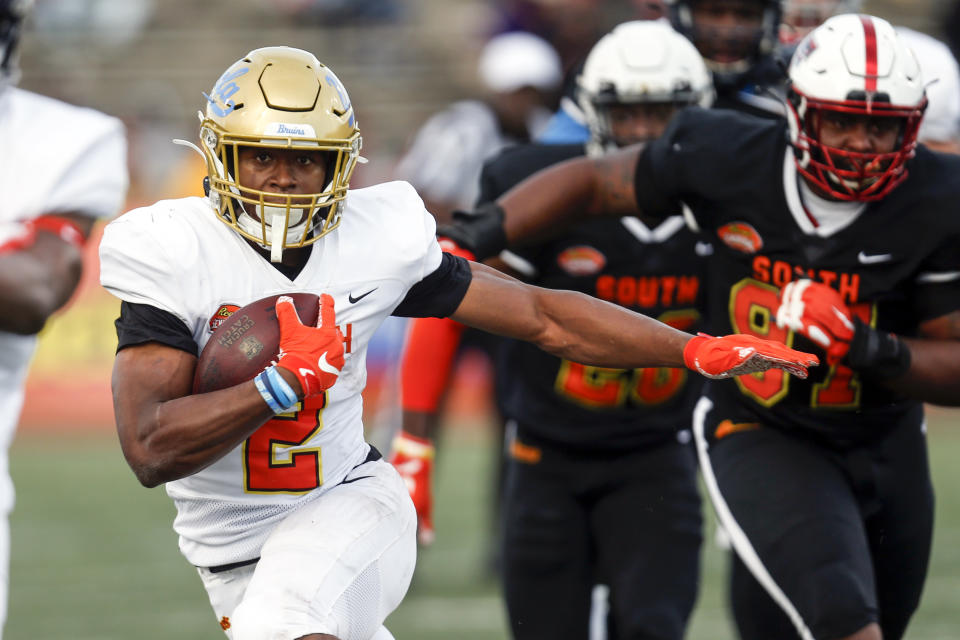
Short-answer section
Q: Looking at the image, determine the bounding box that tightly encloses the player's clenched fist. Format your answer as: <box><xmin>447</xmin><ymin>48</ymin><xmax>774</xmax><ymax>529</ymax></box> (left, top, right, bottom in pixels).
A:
<box><xmin>389</xmin><ymin>431</ymin><xmax>436</xmax><ymax>546</ymax></box>
<box><xmin>275</xmin><ymin>294</ymin><xmax>345</xmax><ymax>397</ymax></box>
<box><xmin>683</xmin><ymin>332</ymin><xmax>819</xmax><ymax>380</ymax></box>
<box><xmin>775</xmin><ymin>279</ymin><xmax>855</xmax><ymax>366</ymax></box>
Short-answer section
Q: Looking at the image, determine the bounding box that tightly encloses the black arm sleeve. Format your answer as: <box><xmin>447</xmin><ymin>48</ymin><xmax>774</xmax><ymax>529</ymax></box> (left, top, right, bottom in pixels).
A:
<box><xmin>114</xmin><ymin>301</ymin><xmax>198</xmax><ymax>356</ymax></box>
<box><xmin>392</xmin><ymin>252</ymin><xmax>473</xmax><ymax>318</ymax></box>
<box><xmin>633</xmin><ymin>128</ymin><xmax>684</xmax><ymax>222</ymax></box>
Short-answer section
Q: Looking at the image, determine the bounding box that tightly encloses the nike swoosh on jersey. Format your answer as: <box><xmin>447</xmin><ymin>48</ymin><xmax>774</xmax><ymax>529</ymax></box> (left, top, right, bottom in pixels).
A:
<box><xmin>857</xmin><ymin>251</ymin><xmax>893</xmax><ymax>264</ymax></box>
<box><xmin>348</xmin><ymin>288</ymin><xmax>377</xmax><ymax>303</ymax></box>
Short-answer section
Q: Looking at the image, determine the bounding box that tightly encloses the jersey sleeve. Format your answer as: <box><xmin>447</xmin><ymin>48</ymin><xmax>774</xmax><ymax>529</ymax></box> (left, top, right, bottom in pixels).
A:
<box><xmin>632</xmin><ymin>111</ymin><xmax>691</xmax><ymax>222</ymax></box>
<box><xmin>115</xmin><ymin>301</ymin><xmax>198</xmax><ymax>355</ymax></box>
<box><xmin>99</xmin><ymin>206</ymin><xmax>194</xmax><ymax>323</ymax></box>
<box><xmin>40</xmin><ymin>111</ymin><xmax>128</xmax><ymax>221</ymax></box>
<box><xmin>392</xmin><ymin>253</ymin><xmax>473</xmax><ymax>318</ymax></box>
<box><xmin>913</xmin><ymin>237</ymin><xmax>960</xmax><ymax>322</ymax></box>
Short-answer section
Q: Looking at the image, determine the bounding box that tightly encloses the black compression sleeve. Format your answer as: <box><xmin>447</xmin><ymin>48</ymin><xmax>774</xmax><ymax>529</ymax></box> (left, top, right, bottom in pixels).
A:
<box><xmin>392</xmin><ymin>253</ymin><xmax>473</xmax><ymax>318</ymax></box>
<box><xmin>114</xmin><ymin>301</ymin><xmax>198</xmax><ymax>356</ymax></box>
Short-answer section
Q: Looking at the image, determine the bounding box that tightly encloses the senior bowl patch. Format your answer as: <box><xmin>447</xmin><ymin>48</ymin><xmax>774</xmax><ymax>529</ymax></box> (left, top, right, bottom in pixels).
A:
<box><xmin>717</xmin><ymin>222</ymin><xmax>764</xmax><ymax>254</ymax></box>
<box><xmin>208</xmin><ymin>304</ymin><xmax>240</xmax><ymax>332</ymax></box>
<box><xmin>557</xmin><ymin>245</ymin><xmax>607</xmax><ymax>276</ymax></box>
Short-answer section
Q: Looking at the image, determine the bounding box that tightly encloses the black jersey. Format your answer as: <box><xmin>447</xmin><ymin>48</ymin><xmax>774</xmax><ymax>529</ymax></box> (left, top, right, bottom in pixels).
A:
<box><xmin>634</xmin><ymin>107</ymin><xmax>960</xmax><ymax>445</ymax></box>
<box><xmin>481</xmin><ymin>143</ymin><xmax>708</xmax><ymax>451</ymax></box>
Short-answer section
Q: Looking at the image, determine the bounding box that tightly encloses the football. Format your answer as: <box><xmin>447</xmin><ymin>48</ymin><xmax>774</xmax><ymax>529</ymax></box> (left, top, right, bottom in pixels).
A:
<box><xmin>192</xmin><ymin>293</ymin><xmax>320</xmax><ymax>394</ymax></box>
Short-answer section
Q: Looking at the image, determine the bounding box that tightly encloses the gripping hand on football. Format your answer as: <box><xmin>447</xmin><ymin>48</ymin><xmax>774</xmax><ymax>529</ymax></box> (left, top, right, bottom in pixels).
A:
<box><xmin>776</xmin><ymin>279</ymin><xmax>855</xmax><ymax>366</ymax></box>
<box><xmin>275</xmin><ymin>294</ymin><xmax>345</xmax><ymax>397</ymax></box>
<box><xmin>776</xmin><ymin>279</ymin><xmax>911</xmax><ymax>378</ymax></box>
<box><xmin>683</xmin><ymin>333</ymin><xmax>819</xmax><ymax>380</ymax></box>
<box><xmin>389</xmin><ymin>430</ymin><xmax>436</xmax><ymax>546</ymax></box>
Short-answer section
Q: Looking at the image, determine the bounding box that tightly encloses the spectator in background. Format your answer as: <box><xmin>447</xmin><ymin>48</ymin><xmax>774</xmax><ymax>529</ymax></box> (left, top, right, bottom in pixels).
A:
<box><xmin>393</xmin><ymin>31</ymin><xmax>561</xmax><ymax>223</ymax></box>
<box><xmin>779</xmin><ymin>0</ymin><xmax>862</xmax><ymax>44</ymax></box>
<box><xmin>0</xmin><ymin>0</ymin><xmax>128</xmax><ymax>635</ymax></box>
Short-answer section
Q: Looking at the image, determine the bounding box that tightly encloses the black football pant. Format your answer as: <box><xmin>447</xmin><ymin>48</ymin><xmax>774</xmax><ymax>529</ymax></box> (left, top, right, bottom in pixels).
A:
<box><xmin>696</xmin><ymin>399</ymin><xmax>933</xmax><ymax>640</ymax></box>
<box><xmin>501</xmin><ymin>428</ymin><xmax>702</xmax><ymax>640</ymax></box>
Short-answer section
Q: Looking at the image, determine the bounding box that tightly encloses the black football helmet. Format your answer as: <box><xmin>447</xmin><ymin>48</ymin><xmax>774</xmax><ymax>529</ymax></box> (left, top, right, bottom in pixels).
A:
<box><xmin>0</xmin><ymin>0</ymin><xmax>29</xmax><ymax>86</ymax></box>
<box><xmin>665</xmin><ymin>0</ymin><xmax>782</xmax><ymax>90</ymax></box>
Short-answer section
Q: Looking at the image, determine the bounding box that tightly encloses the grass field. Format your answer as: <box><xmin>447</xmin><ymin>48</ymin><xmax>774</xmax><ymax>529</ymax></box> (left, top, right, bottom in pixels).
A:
<box><xmin>7</xmin><ymin>409</ymin><xmax>960</xmax><ymax>639</ymax></box>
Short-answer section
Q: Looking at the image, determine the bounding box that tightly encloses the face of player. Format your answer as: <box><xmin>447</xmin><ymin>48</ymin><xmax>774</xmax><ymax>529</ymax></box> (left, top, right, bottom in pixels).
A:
<box><xmin>236</xmin><ymin>146</ymin><xmax>330</xmax><ymax>225</ymax></box>
<box><xmin>237</xmin><ymin>147</ymin><xmax>329</xmax><ymax>199</ymax></box>
<box><xmin>814</xmin><ymin>111</ymin><xmax>902</xmax><ymax>156</ymax></box>
<box><xmin>806</xmin><ymin>109</ymin><xmax>904</xmax><ymax>197</ymax></box>
<box><xmin>689</xmin><ymin>0</ymin><xmax>764</xmax><ymax>65</ymax></box>
<box><xmin>607</xmin><ymin>102</ymin><xmax>678</xmax><ymax>146</ymax></box>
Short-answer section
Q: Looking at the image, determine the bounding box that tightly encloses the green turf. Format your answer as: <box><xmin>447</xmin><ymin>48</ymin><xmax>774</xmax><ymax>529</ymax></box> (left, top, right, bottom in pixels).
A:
<box><xmin>6</xmin><ymin>410</ymin><xmax>960</xmax><ymax>639</ymax></box>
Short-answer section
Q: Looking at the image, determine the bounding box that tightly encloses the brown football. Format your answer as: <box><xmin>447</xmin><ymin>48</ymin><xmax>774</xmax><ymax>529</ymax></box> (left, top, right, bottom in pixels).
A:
<box><xmin>192</xmin><ymin>293</ymin><xmax>320</xmax><ymax>394</ymax></box>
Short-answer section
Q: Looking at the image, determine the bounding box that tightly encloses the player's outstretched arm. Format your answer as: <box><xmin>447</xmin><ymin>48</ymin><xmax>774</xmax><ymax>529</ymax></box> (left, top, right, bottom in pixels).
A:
<box><xmin>440</xmin><ymin>146</ymin><xmax>642</xmax><ymax>261</ymax></box>
<box><xmin>453</xmin><ymin>262</ymin><xmax>818</xmax><ymax>377</ymax></box>
<box><xmin>0</xmin><ymin>213</ymin><xmax>93</xmax><ymax>334</ymax></box>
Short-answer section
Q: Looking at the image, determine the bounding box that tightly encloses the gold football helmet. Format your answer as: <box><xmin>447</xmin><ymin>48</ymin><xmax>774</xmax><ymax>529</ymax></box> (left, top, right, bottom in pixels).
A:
<box><xmin>199</xmin><ymin>46</ymin><xmax>362</xmax><ymax>261</ymax></box>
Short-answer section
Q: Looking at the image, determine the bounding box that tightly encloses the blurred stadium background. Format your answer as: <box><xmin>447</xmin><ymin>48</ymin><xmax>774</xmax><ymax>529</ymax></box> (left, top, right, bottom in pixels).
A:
<box><xmin>11</xmin><ymin>0</ymin><xmax>960</xmax><ymax>638</ymax></box>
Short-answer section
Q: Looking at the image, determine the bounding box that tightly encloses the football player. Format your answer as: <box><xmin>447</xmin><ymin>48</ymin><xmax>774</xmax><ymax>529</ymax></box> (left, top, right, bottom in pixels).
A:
<box><xmin>440</xmin><ymin>14</ymin><xmax>960</xmax><ymax>640</ymax></box>
<box><xmin>394</xmin><ymin>21</ymin><xmax>716</xmax><ymax>639</ymax></box>
<box><xmin>0</xmin><ymin>0</ymin><xmax>127</xmax><ymax>634</ymax></box>
<box><xmin>537</xmin><ymin>0</ymin><xmax>786</xmax><ymax>146</ymax></box>
<box><xmin>98</xmin><ymin>46</ymin><xmax>815</xmax><ymax>640</ymax></box>
<box><xmin>666</xmin><ymin>0</ymin><xmax>787</xmax><ymax>116</ymax></box>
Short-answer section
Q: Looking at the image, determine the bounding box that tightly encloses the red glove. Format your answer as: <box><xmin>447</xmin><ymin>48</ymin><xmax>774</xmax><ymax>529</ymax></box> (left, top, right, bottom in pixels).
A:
<box><xmin>683</xmin><ymin>333</ymin><xmax>819</xmax><ymax>380</ymax></box>
<box><xmin>275</xmin><ymin>294</ymin><xmax>345</xmax><ymax>397</ymax></box>
<box><xmin>776</xmin><ymin>279</ymin><xmax>855</xmax><ymax>366</ymax></box>
<box><xmin>0</xmin><ymin>220</ymin><xmax>37</xmax><ymax>254</ymax></box>
<box><xmin>437</xmin><ymin>236</ymin><xmax>476</xmax><ymax>261</ymax></box>
<box><xmin>389</xmin><ymin>431</ymin><xmax>436</xmax><ymax>546</ymax></box>
<box><xmin>0</xmin><ymin>216</ymin><xmax>85</xmax><ymax>254</ymax></box>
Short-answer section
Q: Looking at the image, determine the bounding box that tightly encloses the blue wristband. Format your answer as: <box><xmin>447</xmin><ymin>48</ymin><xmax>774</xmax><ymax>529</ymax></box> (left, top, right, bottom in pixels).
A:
<box><xmin>254</xmin><ymin>366</ymin><xmax>299</xmax><ymax>414</ymax></box>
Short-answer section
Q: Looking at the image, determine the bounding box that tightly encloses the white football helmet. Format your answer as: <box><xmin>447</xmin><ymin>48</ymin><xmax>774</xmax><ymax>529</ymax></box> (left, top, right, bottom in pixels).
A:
<box><xmin>786</xmin><ymin>14</ymin><xmax>927</xmax><ymax>201</ymax></box>
<box><xmin>199</xmin><ymin>46</ymin><xmax>362</xmax><ymax>261</ymax></box>
<box><xmin>0</xmin><ymin>0</ymin><xmax>31</xmax><ymax>87</ymax></box>
<box><xmin>577</xmin><ymin>20</ymin><xmax>713</xmax><ymax>155</ymax></box>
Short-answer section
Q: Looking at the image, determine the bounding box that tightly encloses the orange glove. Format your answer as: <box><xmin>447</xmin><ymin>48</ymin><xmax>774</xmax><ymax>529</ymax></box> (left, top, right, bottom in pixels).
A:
<box><xmin>0</xmin><ymin>217</ymin><xmax>85</xmax><ymax>254</ymax></box>
<box><xmin>275</xmin><ymin>294</ymin><xmax>345</xmax><ymax>397</ymax></box>
<box><xmin>775</xmin><ymin>279</ymin><xmax>855</xmax><ymax>366</ymax></box>
<box><xmin>683</xmin><ymin>333</ymin><xmax>819</xmax><ymax>380</ymax></box>
<box><xmin>0</xmin><ymin>220</ymin><xmax>36</xmax><ymax>254</ymax></box>
<box><xmin>389</xmin><ymin>431</ymin><xmax>436</xmax><ymax>546</ymax></box>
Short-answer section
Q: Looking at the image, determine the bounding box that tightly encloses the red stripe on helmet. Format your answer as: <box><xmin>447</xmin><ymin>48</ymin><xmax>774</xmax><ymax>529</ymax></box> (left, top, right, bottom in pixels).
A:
<box><xmin>860</xmin><ymin>15</ymin><xmax>878</xmax><ymax>92</ymax></box>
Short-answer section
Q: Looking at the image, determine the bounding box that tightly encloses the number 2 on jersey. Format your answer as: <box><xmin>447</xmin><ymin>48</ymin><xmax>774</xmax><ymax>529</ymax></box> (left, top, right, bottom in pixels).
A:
<box><xmin>243</xmin><ymin>393</ymin><xmax>326</xmax><ymax>493</ymax></box>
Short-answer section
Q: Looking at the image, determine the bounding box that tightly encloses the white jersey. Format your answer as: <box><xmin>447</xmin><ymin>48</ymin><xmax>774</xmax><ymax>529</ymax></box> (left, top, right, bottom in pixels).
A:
<box><xmin>99</xmin><ymin>181</ymin><xmax>443</xmax><ymax>567</ymax></box>
<box><xmin>0</xmin><ymin>87</ymin><xmax>126</xmax><ymax>512</ymax></box>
